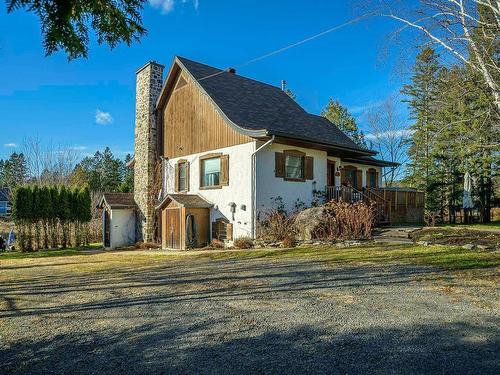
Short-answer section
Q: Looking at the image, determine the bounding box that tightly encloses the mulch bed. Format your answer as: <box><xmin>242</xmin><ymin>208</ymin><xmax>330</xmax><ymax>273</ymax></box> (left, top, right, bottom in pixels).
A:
<box><xmin>411</xmin><ymin>227</ymin><xmax>500</xmax><ymax>248</ymax></box>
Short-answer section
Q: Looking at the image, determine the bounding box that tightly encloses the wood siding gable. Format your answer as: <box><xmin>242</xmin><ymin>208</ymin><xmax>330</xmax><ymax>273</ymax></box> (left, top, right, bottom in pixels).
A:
<box><xmin>161</xmin><ymin>66</ymin><xmax>252</xmax><ymax>159</ymax></box>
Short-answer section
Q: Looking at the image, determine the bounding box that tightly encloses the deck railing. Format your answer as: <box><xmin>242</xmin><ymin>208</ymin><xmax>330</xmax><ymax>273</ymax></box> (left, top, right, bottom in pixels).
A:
<box><xmin>325</xmin><ymin>186</ymin><xmax>391</xmax><ymax>224</ymax></box>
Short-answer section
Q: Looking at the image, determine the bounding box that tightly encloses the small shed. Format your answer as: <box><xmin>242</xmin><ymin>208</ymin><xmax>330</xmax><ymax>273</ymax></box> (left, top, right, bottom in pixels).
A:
<box><xmin>97</xmin><ymin>193</ymin><xmax>136</xmax><ymax>249</ymax></box>
<box><xmin>157</xmin><ymin>194</ymin><xmax>212</xmax><ymax>250</ymax></box>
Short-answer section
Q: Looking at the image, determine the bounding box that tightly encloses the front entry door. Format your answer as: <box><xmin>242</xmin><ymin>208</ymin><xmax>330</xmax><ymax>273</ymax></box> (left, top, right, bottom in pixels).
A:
<box><xmin>327</xmin><ymin>161</ymin><xmax>336</xmax><ymax>186</ymax></box>
<box><xmin>165</xmin><ymin>208</ymin><xmax>181</xmax><ymax>249</ymax></box>
<box><xmin>104</xmin><ymin>210</ymin><xmax>110</xmax><ymax>247</ymax></box>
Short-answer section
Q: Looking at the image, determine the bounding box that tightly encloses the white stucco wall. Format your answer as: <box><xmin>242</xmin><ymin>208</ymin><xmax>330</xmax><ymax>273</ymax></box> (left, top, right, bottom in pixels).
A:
<box><xmin>255</xmin><ymin>142</ymin><xmax>383</xmax><ymax>215</ymax></box>
<box><xmin>164</xmin><ymin>142</ymin><xmax>256</xmax><ymax>239</ymax></box>
<box><xmin>108</xmin><ymin>209</ymin><xmax>136</xmax><ymax>249</ymax></box>
<box><xmin>255</xmin><ymin>142</ymin><xmax>328</xmax><ymax>214</ymax></box>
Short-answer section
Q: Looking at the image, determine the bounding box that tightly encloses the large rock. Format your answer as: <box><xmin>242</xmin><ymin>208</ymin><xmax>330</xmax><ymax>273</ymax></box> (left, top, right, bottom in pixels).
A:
<box><xmin>294</xmin><ymin>206</ymin><xmax>326</xmax><ymax>241</ymax></box>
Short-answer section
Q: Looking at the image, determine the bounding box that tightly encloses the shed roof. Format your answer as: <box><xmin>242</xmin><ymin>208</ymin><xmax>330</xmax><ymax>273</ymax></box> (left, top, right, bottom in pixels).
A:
<box><xmin>156</xmin><ymin>194</ymin><xmax>213</xmax><ymax>209</ymax></box>
<box><xmin>97</xmin><ymin>193</ymin><xmax>136</xmax><ymax>209</ymax></box>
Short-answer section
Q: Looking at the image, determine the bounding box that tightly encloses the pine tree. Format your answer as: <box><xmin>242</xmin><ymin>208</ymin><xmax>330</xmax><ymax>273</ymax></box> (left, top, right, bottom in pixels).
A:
<box><xmin>39</xmin><ymin>186</ymin><xmax>51</xmax><ymax>249</ymax></box>
<box><xmin>58</xmin><ymin>186</ymin><xmax>71</xmax><ymax>248</ymax></box>
<box><xmin>401</xmin><ymin>47</ymin><xmax>442</xmax><ymax>212</ymax></box>
<box><xmin>49</xmin><ymin>187</ymin><xmax>59</xmax><ymax>248</ymax></box>
<box><xmin>32</xmin><ymin>185</ymin><xmax>42</xmax><ymax>250</ymax></box>
<box><xmin>321</xmin><ymin>98</ymin><xmax>366</xmax><ymax>147</ymax></box>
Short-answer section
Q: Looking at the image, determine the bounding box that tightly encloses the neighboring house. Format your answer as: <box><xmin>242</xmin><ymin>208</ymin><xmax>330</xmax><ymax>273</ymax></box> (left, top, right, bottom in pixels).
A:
<box><xmin>100</xmin><ymin>56</ymin><xmax>423</xmax><ymax>249</ymax></box>
<box><xmin>0</xmin><ymin>188</ymin><xmax>11</xmax><ymax>217</ymax></box>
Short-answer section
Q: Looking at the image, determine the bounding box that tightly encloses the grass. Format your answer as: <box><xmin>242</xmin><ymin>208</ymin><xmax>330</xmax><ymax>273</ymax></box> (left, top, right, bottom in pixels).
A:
<box><xmin>442</xmin><ymin>221</ymin><xmax>500</xmax><ymax>230</ymax></box>
<box><xmin>1</xmin><ymin>242</ymin><xmax>498</xmax><ymax>272</ymax></box>
<box><xmin>0</xmin><ymin>243</ymin><xmax>102</xmax><ymax>260</ymax></box>
<box><xmin>201</xmin><ymin>243</ymin><xmax>499</xmax><ymax>270</ymax></box>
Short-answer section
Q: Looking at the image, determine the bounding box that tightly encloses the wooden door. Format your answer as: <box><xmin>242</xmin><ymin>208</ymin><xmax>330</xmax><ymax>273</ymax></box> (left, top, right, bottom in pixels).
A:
<box><xmin>104</xmin><ymin>210</ymin><xmax>110</xmax><ymax>247</ymax></box>
<box><xmin>165</xmin><ymin>208</ymin><xmax>181</xmax><ymax>249</ymax></box>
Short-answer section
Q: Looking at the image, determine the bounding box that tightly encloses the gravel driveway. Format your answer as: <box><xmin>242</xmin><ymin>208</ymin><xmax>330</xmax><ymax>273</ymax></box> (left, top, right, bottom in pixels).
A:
<box><xmin>1</xmin><ymin>251</ymin><xmax>498</xmax><ymax>374</ymax></box>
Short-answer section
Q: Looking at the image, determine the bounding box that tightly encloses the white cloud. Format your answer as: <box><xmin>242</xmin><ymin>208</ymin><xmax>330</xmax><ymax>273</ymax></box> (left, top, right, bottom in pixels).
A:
<box><xmin>365</xmin><ymin>129</ymin><xmax>414</xmax><ymax>140</ymax></box>
<box><xmin>149</xmin><ymin>0</ymin><xmax>198</xmax><ymax>14</ymax></box>
<box><xmin>4</xmin><ymin>143</ymin><xmax>17</xmax><ymax>148</ymax></box>
<box><xmin>95</xmin><ymin>109</ymin><xmax>113</xmax><ymax>125</ymax></box>
<box><xmin>70</xmin><ymin>145</ymin><xmax>87</xmax><ymax>151</ymax></box>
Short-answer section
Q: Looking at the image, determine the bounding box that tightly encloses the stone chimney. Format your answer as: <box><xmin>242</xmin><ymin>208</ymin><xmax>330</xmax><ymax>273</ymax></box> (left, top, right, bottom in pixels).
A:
<box><xmin>134</xmin><ymin>61</ymin><xmax>165</xmax><ymax>242</ymax></box>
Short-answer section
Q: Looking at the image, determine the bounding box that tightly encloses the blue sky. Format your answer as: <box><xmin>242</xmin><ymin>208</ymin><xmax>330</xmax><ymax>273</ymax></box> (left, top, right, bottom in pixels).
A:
<box><xmin>0</xmin><ymin>0</ymin><xmax>413</xmax><ymax>161</ymax></box>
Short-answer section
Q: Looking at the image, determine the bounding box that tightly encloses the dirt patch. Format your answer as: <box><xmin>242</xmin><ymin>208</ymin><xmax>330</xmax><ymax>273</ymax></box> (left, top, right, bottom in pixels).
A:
<box><xmin>411</xmin><ymin>227</ymin><xmax>500</xmax><ymax>248</ymax></box>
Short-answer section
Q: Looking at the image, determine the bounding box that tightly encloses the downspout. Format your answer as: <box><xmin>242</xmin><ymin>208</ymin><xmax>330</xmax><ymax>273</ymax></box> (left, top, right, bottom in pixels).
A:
<box><xmin>251</xmin><ymin>135</ymin><xmax>275</xmax><ymax>238</ymax></box>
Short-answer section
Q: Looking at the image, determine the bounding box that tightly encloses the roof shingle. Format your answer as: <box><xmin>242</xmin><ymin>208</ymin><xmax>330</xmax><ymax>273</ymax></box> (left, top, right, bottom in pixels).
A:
<box><xmin>176</xmin><ymin>57</ymin><xmax>373</xmax><ymax>154</ymax></box>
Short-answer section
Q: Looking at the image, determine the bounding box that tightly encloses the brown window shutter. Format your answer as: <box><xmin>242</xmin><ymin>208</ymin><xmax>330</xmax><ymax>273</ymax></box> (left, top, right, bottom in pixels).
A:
<box><xmin>220</xmin><ymin>155</ymin><xmax>229</xmax><ymax>186</ymax></box>
<box><xmin>185</xmin><ymin>162</ymin><xmax>190</xmax><ymax>191</ymax></box>
<box><xmin>275</xmin><ymin>152</ymin><xmax>285</xmax><ymax>177</ymax></box>
<box><xmin>174</xmin><ymin>163</ymin><xmax>180</xmax><ymax>192</ymax></box>
<box><xmin>304</xmin><ymin>156</ymin><xmax>314</xmax><ymax>180</ymax></box>
<box><xmin>356</xmin><ymin>170</ymin><xmax>362</xmax><ymax>190</ymax></box>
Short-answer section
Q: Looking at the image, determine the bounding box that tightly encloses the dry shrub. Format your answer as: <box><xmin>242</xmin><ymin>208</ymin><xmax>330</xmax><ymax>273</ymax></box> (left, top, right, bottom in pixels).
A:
<box><xmin>424</xmin><ymin>211</ymin><xmax>440</xmax><ymax>227</ymax></box>
<box><xmin>491</xmin><ymin>207</ymin><xmax>500</xmax><ymax>222</ymax></box>
<box><xmin>208</xmin><ymin>239</ymin><xmax>225</xmax><ymax>249</ymax></box>
<box><xmin>135</xmin><ymin>241</ymin><xmax>161</xmax><ymax>249</ymax></box>
<box><xmin>257</xmin><ymin>209</ymin><xmax>296</xmax><ymax>242</ymax></box>
<box><xmin>282</xmin><ymin>234</ymin><xmax>296</xmax><ymax>248</ymax></box>
<box><xmin>315</xmin><ymin>201</ymin><xmax>376</xmax><ymax>241</ymax></box>
<box><xmin>233</xmin><ymin>236</ymin><xmax>254</xmax><ymax>249</ymax></box>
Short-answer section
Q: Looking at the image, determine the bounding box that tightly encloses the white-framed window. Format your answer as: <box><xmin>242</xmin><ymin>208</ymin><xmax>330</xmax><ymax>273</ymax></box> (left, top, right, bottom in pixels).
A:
<box><xmin>201</xmin><ymin>157</ymin><xmax>221</xmax><ymax>188</ymax></box>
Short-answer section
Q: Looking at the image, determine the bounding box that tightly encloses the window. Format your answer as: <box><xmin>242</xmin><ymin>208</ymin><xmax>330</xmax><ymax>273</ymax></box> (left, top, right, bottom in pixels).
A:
<box><xmin>368</xmin><ymin>169</ymin><xmax>377</xmax><ymax>188</ymax></box>
<box><xmin>285</xmin><ymin>154</ymin><xmax>304</xmax><ymax>180</ymax></box>
<box><xmin>201</xmin><ymin>157</ymin><xmax>221</xmax><ymax>187</ymax></box>
<box><xmin>178</xmin><ymin>162</ymin><xmax>188</xmax><ymax>191</ymax></box>
<box><xmin>175</xmin><ymin>160</ymin><xmax>189</xmax><ymax>192</ymax></box>
<box><xmin>344</xmin><ymin>167</ymin><xmax>357</xmax><ymax>187</ymax></box>
<box><xmin>275</xmin><ymin>151</ymin><xmax>313</xmax><ymax>181</ymax></box>
<box><xmin>0</xmin><ymin>201</ymin><xmax>7</xmax><ymax>215</ymax></box>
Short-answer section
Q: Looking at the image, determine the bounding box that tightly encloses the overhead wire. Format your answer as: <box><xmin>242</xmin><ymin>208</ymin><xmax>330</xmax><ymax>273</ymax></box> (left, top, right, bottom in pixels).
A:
<box><xmin>196</xmin><ymin>12</ymin><xmax>374</xmax><ymax>83</ymax></box>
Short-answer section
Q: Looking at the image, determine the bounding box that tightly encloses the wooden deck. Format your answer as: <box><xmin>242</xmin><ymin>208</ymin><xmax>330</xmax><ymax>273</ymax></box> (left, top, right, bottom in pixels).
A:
<box><xmin>326</xmin><ymin>186</ymin><xmax>425</xmax><ymax>225</ymax></box>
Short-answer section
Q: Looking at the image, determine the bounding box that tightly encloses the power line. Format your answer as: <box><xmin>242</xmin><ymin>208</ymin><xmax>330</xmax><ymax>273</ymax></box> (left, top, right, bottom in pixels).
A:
<box><xmin>196</xmin><ymin>13</ymin><xmax>373</xmax><ymax>83</ymax></box>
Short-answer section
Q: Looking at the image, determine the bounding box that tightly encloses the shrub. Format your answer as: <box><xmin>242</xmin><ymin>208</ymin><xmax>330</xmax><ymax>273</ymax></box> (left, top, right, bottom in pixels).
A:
<box><xmin>208</xmin><ymin>239</ymin><xmax>225</xmax><ymax>249</ymax></box>
<box><xmin>282</xmin><ymin>234</ymin><xmax>296</xmax><ymax>248</ymax></box>
<box><xmin>233</xmin><ymin>236</ymin><xmax>254</xmax><ymax>249</ymax></box>
<box><xmin>135</xmin><ymin>241</ymin><xmax>161</xmax><ymax>250</ymax></box>
<box><xmin>315</xmin><ymin>200</ymin><xmax>375</xmax><ymax>241</ymax></box>
<box><xmin>257</xmin><ymin>209</ymin><xmax>296</xmax><ymax>242</ymax></box>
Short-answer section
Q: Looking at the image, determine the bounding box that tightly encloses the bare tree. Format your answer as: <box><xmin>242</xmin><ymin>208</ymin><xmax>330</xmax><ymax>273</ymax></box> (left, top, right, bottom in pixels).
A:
<box><xmin>369</xmin><ymin>0</ymin><xmax>500</xmax><ymax>112</ymax></box>
<box><xmin>366</xmin><ymin>96</ymin><xmax>411</xmax><ymax>186</ymax></box>
<box><xmin>21</xmin><ymin>136</ymin><xmax>79</xmax><ymax>185</ymax></box>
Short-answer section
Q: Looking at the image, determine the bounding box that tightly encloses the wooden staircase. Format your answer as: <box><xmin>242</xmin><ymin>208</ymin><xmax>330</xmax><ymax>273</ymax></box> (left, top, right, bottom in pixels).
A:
<box><xmin>325</xmin><ymin>186</ymin><xmax>391</xmax><ymax>225</ymax></box>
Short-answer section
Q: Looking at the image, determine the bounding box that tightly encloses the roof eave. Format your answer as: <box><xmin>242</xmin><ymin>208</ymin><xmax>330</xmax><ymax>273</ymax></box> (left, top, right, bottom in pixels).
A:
<box><xmin>267</xmin><ymin>132</ymin><xmax>377</xmax><ymax>156</ymax></box>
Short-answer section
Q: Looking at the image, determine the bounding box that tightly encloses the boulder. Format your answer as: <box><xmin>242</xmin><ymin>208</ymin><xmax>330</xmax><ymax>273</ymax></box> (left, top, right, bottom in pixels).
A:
<box><xmin>462</xmin><ymin>243</ymin><xmax>475</xmax><ymax>250</ymax></box>
<box><xmin>294</xmin><ymin>206</ymin><xmax>326</xmax><ymax>241</ymax></box>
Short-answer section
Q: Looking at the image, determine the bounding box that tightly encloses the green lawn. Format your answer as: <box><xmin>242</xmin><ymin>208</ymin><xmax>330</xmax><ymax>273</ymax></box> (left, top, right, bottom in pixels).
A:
<box><xmin>442</xmin><ymin>221</ymin><xmax>500</xmax><ymax>230</ymax></box>
<box><xmin>1</xmin><ymin>242</ymin><xmax>498</xmax><ymax>271</ymax></box>
<box><xmin>0</xmin><ymin>243</ymin><xmax>103</xmax><ymax>260</ymax></box>
<box><xmin>199</xmin><ymin>243</ymin><xmax>500</xmax><ymax>270</ymax></box>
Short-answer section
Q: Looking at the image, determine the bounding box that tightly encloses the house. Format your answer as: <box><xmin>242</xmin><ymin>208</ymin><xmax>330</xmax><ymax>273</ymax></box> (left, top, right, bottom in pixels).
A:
<box><xmin>100</xmin><ymin>56</ymin><xmax>423</xmax><ymax>249</ymax></box>
<box><xmin>0</xmin><ymin>187</ymin><xmax>11</xmax><ymax>217</ymax></box>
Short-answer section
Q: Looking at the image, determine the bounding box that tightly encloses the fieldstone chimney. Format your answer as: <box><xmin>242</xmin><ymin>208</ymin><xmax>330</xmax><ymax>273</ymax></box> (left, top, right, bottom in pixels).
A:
<box><xmin>134</xmin><ymin>61</ymin><xmax>165</xmax><ymax>242</ymax></box>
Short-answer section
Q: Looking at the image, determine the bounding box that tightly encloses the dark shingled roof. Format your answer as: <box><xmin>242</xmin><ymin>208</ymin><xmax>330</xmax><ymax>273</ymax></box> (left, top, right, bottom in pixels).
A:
<box><xmin>176</xmin><ymin>57</ymin><xmax>374</xmax><ymax>154</ymax></box>
<box><xmin>157</xmin><ymin>194</ymin><xmax>213</xmax><ymax>209</ymax></box>
<box><xmin>98</xmin><ymin>193</ymin><xmax>135</xmax><ymax>209</ymax></box>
